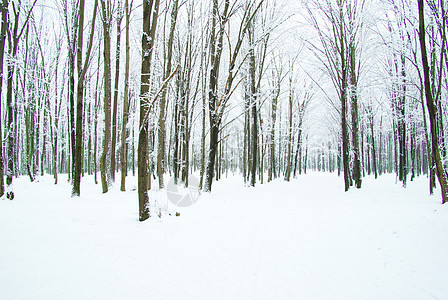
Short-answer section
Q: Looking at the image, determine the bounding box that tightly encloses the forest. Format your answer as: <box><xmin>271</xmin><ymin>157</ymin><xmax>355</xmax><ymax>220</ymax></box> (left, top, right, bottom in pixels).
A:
<box><xmin>1</xmin><ymin>0</ymin><xmax>448</xmax><ymax>299</ymax></box>
<box><xmin>0</xmin><ymin>0</ymin><xmax>446</xmax><ymax>215</ymax></box>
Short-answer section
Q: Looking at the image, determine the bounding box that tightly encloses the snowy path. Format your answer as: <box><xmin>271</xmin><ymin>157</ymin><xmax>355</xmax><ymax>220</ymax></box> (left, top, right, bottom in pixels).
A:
<box><xmin>1</xmin><ymin>173</ymin><xmax>448</xmax><ymax>299</ymax></box>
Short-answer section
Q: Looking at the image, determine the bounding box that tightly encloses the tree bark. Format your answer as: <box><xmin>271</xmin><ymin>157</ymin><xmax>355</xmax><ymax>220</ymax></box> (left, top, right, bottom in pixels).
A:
<box><xmin>418</xmin><ymin>0</ymin><xmax>448</xmax><ymax>203</ymax></box>
<box><xmin>249</xmin><ymin>28</ymin><xmax>257</xmax><ymax>186</ymax></box>
<box><xmin>5</xmin><ymin>2</ymin><xmax>22</xmax><ymax>200</ymax></box>
<box><xmin>120</xmin><ymin>0</ymin><xmax>132</xmax><ymax>191</ymax></box>
<box><xmin>111</xmin><ymin>4</ymin><xmax>123</xmax><ymax>182</ymax></box>
<box><xmin>100</xmin><ymin>0</ymin><xmax>112</xmax><ymax>193</ymax></box>
<box><xmin>0</xmin><ymin>0</ymin><xmax>8</xmax><ymax>196</ymax></box>
<box><xmin>284</xmin><ymin>75</ymin><xmax>293</xmax><ymax>182</ymax></box>
<box><xmin>349</xmin><ymin>40</ymin><xmax>362</xmax><ymax>189</ymax></box>
<box><xmin>138</xmin><ymin>0</ymin><xmax>160</xmax><ymax>221</ymax></box>
<box><xmin>204</xmin><ymin>0</ymin><xmax>227</xmax><ymax>192</ymax></box>
<box><xmin>73</xmin><ymin>0</ymin><xmax>98</xmax><ymax>196</ymax></box>
<box><xmin>94</xmin><ymin>39</ymin><xmax>101</xmax><ymax>185</ymax></box>
<box><xmin>157</xmin><ymin>0</ymin><xmax>178</xmax><ymax>189</ymax></box>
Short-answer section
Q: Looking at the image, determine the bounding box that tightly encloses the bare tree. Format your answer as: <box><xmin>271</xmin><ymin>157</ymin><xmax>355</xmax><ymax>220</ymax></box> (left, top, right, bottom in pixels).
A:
<box><xmin>418</xmin><ymin>0</ymin><xmax>448</xmax><ymax>203</ymax></box>
<box><xmin>138</xmin><ymin>0</ymin><xmax>160</xmax><ymax>221</ymax></box>
<box><xmin>0</xmin><ymin>0</ymin><xmax>8</xmax><ymax>197</ymax></box>
<box><xmin>204</xmin><ymin>0</ymin><xmax>264</xmax><ymax>192</ymax></box>
<box><xmin>284</xmin><ymin>68</ymin><xmax>293</xmax><ymax>182</ymax></box>
<box><xmin>99</xmin><ymin>0</ymin><xmax>112</xmax><ymax>193</ymax></box>
<box><xmin>5</xmin><ymin>0</ymin><xmax>37</xmax><ymax>200</ymax></box>
<box><xmin>120</xmin><ymin>0</ymin><xmax>132</xmax><ymax>191</ymax></box>
<box><xmin>111</xmin><ymin>0</ymin><xmax>123</xmax><ymax>182</ymax></box>
<box><xmin>157</xmin><ymin>0</ymin><xmax>178</xmax><ymax>189</ymax></box>
<box><xmin>306</xmin><ymin>0</ymin><xmax>365</xmax><ymax>191</ymax></box>
<box><xmin>72</xmin><ymin>0</ymin><xmax>98</xmax><ymax>196</ymax></box>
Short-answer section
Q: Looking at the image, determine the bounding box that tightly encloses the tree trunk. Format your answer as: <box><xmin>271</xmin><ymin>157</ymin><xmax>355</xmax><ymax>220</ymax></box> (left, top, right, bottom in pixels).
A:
<box><xmin>249</xmin><ymin>30</ymin><xmax>257</xmax><ymax>186</ymax></box>
<box><xmin>53</xmin><ymin>42</ymin><xmax>62</xmax><ymax>184</ymax></box>
<box><xmin>199</xmin><ymin>64</ymin><xmax>206</xmax><ymax>189</ymax></box>
<box><xmin>94</xmin><ymin>39</ymin><xmax>101</xmax><ymax>185</ymax></box>
<box><xmin>120</xmin><ymin>0</ymin><xmax>132</xmax><ymax>191</ymax></box>
<box><xmin>204</xmin><ymin>125</ymin><xmax>219</xmax><ymax>192</ymax></box>
<box><xmin>418</xmin><ymin>0</ymin><xmax>448</xmax><ymax>203</ymax></box>
<box><xmin>350</xmin><ymin>41</ymin><xmax>362</xmax><ymax>189</ymax></box>
<box><xmin>100</xmin><ymin>0</ymin><xmax>112</xmax><ymax>193</ymax></box>
<box><xmin>138</xmin><ymin>0</ymin><xmax>160</xmax><ymax>221</ymax></box>
<box><xmin>73</xmin><ymin>0</ymin><xmax>97</xmax><ymax>196</ymax></box>
<box><xmin>111</xmin><ymin>5</ymin><xmax>123</xmax><ymax>182</ymax></box>
<box><xmin>0</xmin><ymin>0</ymin><xmax>8</xmax><ymax>196</ymax></box>
<box><xmin>284</xmin><ymin>76</ymin><xmax>293</xmax><ymax>182</ymax></box>
<box><xmin>5</xmin><ymin>2</ymin><xmax>23</xmax><ymax>200</ymax></box>
<box><xmin>370</xmin><ymin>113</ymin><xmax>378</xmax><ymax>179</ymax></box>
<box><xmin>157</xmin><ymin>0</ymin><xmax>178</xmax><ymax>189</ymax></box>
<box><xmin>268</xmin><ymin>81</ymin><xmax>278</xmax><ymax>182</ymax></box>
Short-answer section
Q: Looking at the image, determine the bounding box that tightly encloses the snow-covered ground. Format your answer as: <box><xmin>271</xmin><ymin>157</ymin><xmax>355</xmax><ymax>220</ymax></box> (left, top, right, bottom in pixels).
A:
<box><xmin>1</xmin><ymin>172</ymin><xmax>447</xmax><ymax>300</ymax></box>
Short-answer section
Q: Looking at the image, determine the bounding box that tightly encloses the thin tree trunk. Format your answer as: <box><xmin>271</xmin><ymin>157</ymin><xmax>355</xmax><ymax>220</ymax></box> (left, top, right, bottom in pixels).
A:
<box><xmin>370</xmin><ymin>113</ymin><xmax>378</xmax><ymax>179</ymax></box>
<box><xmin>249</xmin><ymin>29</ymin><xmax>257</xmax><ymax>186</ymax></box>
<box><xmin>199</xmin><ymin>63</ymin><xmax>206</xmax><ymax>189</ymax></box>
<box><xmin>100</xmin><ymin>0</ymin><xmax>112</xmax><ymax>193</ymax></box>
<box><xmin>0</xmin><ymin>0</ymin><xmax>8</xmax><ymax>196</ymax></box>
<box><xmin>284</xmin><ymin>76</ymin><xmax>292</xmax><ymax>182</ymax></box>
<box><xmin>53</xmin><ymin>42</ymin><xmax>62</xmax><ymax>185</ymax></box>
<box><xmin>157</xmin><ymin>0</ymin><xmax>178</xmax><ymax>189</ymax></box>
<box><xmin>94</xmin><ymin>39</ymin><xmax>101</xmax><ymax>185</ymax></box>
<box><xmin>350</xmin><ymin>41</ymin><xmax>362</xmax><ymax>189</ymax></box>
<box><xmin>120</xmin><ymin>0</ymin><xmax>131</xmax><ymax>191</ymax></box>
<box><xmin>111</xmin><ymin>5</ymin><xmax>123</xmax><ymax>182</ymax></box>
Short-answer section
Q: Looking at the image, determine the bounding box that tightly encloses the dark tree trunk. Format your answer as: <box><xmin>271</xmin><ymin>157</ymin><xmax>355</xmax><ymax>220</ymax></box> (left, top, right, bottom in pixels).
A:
<box><xmin>100</xmin><ymin>0</ymin><xmax>112</xmax><ymax>193</ymax></box>
<box><xmin>73</xmin><ymin>0</ymin><xmax>97</xmax><ymax>196</ymax></box>
<box><xmin>110</xmin><ymin>6</ymin><xmax>123</xmax><ymax>183</ymax></box>
<box><xmin>94</xmin><ymin>41</ymin><xmax>101</xmax><ymax>185</ymax></box>
<box><xmin>340</xmin><ymin>28</ymin><xmax>350</xmax><ymax>192</ymax></box>
<box><xmin>284</xmin><ymin>77</ymin><xmax>293</xmax><ymax>182</ymax></box>
<box><xmin>350</xmin><ymin>42</ymin><xmax>362</xmax><ymax>189</ymax></box>
<box><xmin>157</xmin><ymin>0</ymin><xmax>178</xmax><ymax>189</ymax></box>
<box><xmin>418</xmin><ymin>0</ymin><xmax>448</xmax><ymax>203</ymax></box>
<box><xmin>120</xmin><ymin>0</ymin><xmax>131</xmax><ymax>191</ymax></box>
<box><xmin>203</xmin><ymin>0</ymin><xmax>228</xmax><ymax>192</ymax></box>
<box><xmin>268</xmin><ymin>79</ymin><xmax>279</xmax><ymax>182</ymax></box>
<box><xmin>204</xmin><ymin>125</ymin><xmax>219</xmax><ymax>192</ymax></box>
<box><xmin>138</xmin><ymin>0</ymin><xmax>160</xmax><ymax>221</ymax></box>
<box><xmin>370</xmin><ymin>113</ymin><xmax>378</xmax><ymax>179</ymax></box>
<box><xmin>397</xmin><ymin>56</ymin><xmax>407</xmax><ymax>187</ymax></box>
<box><xmin>249</xmin><ymin>30</ymin><xmax>257</xmax><ymax>187</ymax></box>
<box><xmin>0</xmin><ymin>0</ymin><xmax>8</xmax><ymax>196</ymax></box>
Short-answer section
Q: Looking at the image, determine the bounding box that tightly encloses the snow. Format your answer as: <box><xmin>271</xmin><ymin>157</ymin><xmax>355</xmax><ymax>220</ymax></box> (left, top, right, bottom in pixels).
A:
<box><xmin>1</xmin><ymin>173</ymin><xmax>448</xmax><ymax>300</ymax></box>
